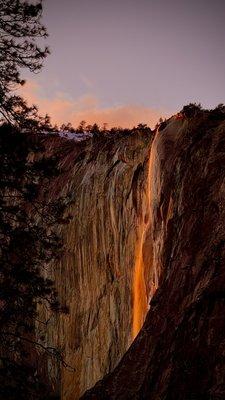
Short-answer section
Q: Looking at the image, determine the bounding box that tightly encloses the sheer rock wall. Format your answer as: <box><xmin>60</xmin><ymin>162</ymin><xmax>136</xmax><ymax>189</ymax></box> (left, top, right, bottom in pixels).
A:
<box><xmin>82</xmin><ymin>114</ymin><xmax>225</xmax><ymax>399</ymax></box>
<box><xmin>41</xmin><ymin>131</ymin><xmax>153</xmax><ymax>399</ymax></box>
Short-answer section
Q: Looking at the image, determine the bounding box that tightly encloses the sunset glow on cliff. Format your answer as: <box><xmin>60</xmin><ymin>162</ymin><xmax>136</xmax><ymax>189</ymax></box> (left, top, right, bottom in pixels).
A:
<box><xmin>132</xmin><ymin>230</ymin><xmax>148</xmax><ymax>338</ymax></box>
<box><xmin>132</xmin><ymin>147</ymin><xmax>153</xmax><ymax>339</ymax></box>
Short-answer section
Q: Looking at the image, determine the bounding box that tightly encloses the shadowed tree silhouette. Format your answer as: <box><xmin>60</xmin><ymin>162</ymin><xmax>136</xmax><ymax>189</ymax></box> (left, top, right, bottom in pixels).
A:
<box><xmin>0</xmin><ymin>123</ymin><xmax>73</xmax><ymax>400</ymax></box>
<box><xmin>60</xmin><ymin>122</ymin><xmax>75</xmax><ymax>133</ymax></box>
<box><xmin>0</xmin><ymin>0</ymin><xmax>49</xmax><ymax>126</ymax></box>
<box><xmin>181</xmin><ymin>103</ymin><xmax>202</xmax><ymax>118</ymax></box>
<box><xmin>0</xmin><ymin>1</ymin><xmax>72</xmax><ymax>399</ymax></box>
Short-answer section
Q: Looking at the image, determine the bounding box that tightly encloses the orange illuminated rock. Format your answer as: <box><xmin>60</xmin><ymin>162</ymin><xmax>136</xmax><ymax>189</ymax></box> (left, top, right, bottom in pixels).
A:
<box><xmin>38</xmin><ymin>129</ymin><xmax>154</xmax><ymax>399</ymax></box>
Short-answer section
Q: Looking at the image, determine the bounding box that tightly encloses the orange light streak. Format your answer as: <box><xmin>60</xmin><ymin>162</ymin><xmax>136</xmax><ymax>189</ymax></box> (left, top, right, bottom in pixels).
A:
<box><xmin>132</xmin><ymin>230</ymin><xmax>148</xmax><ymax>338</ymax></box>
<box><xmin>132</xmin><ymin>147</ymin><xmax>152</xmax><ymax>339</ymax></box>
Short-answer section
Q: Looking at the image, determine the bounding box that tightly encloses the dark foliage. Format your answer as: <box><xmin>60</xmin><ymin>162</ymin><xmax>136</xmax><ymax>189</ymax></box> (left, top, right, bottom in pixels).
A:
<box><xmin>56</xmin><ymin>120</ymin><xmax>152</xmax><ymax>139</ymax></box>
<box><xmin>0</xmin><ymin>123</ymin><xmax>73</xmax><ymax>399</ymax></box>
<box><xmin>209</xmin><ymin>103</ymin><xmax>225</xmax><ymax>121</ymax></box>
<box><xmin>0</xmin><ymin>3</ymin><xmax>73</xmax><ymax>398</ymax></box>
<box><xmin>60</xmin><ymin>122</ymin><xmax>75</xmax><ymax>133</ymax></box>
<box><xmin>0</xmin><ymin>0</ymin><xmax>49</xmax><ymax>125</ymax></box>
<box><xmin>181</xmin><ymin>103</ymin><xmax>202</xmax><ymax>118</ymax></box>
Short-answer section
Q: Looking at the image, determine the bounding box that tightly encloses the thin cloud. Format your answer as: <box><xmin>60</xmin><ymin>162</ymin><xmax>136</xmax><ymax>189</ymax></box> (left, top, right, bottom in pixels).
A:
<box><xmin>20</xmin><ymin>80</ymin><xmax>169</xmax><ymax>128</ymax></box>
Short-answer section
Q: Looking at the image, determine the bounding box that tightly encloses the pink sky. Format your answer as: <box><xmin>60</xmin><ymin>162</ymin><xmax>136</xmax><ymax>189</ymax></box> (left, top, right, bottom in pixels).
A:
<box><xmin>21</xmin><ymin>80</ymin><xmax>168</xmax><ymax>128</ymax></box>
<box><xmin>21</xmin><ymin>0</ymin><xmax>225</xmax><ymax>127</ymax></box>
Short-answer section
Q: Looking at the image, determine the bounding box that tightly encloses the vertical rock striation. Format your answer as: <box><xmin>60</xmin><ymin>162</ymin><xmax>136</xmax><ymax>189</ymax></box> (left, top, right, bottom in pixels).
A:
<box><xmin>82</xmin><ymin>112</ymin><xmax>225</xmax><ymax>399</ymax></box>
<box><xmin>41</xmin><ymin>130</ymin><xmax>153</xmax><ymax>399</ymax></box>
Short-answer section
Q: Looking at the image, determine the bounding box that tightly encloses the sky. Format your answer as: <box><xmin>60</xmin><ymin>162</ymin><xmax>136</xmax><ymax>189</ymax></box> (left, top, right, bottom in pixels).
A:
<box><xmin>22</xmin><ymin>0</ymin><xmax>225</xmax><ymax>128</ymax></box>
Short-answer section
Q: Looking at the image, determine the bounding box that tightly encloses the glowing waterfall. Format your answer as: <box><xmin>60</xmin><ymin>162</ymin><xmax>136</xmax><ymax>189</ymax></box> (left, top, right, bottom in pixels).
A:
<box><xmin>132</xmin><ymin>148</ymin><xmax>152</xmax><ymax>339</ymax></box>
<box><xmin>132</xmin><ymin>230</ymin><xmax>148</xmax><ymax>338</ymax></box>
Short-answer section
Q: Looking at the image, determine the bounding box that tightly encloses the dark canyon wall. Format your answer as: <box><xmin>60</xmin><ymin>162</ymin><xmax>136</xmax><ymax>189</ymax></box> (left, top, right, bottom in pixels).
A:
<box><xmin>82</xmin><ymin>113</ymin><xmax>225</xmax><ymax>399</ymax></box>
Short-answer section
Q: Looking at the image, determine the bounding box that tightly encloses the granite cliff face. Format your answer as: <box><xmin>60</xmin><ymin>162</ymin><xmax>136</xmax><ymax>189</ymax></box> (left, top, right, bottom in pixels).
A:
<box><xmin>40</xmin><ymin>130</ymin><xmax>153</xmax><ymax>399</ymax></box>
<box><xmin>82</xmin><ymin>112</ymin><xmax>225</xmax><ymax>399</ymax></box>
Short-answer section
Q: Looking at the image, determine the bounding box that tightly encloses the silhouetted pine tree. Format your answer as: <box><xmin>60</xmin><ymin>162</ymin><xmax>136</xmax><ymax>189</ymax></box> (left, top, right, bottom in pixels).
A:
<box><xmin>0</xmin><ymin>123</ymin><xmax>73</xmax><ymax>400</ymax></box>
<box><xmin>0</xmin><ymin>1</ymin><xmax>72</xmax><ymax>398</ymax></box>
<box><xmin>0</xmin><ymin>0</ymin><xmax>49</xmax><ymax>125</ymax></box>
